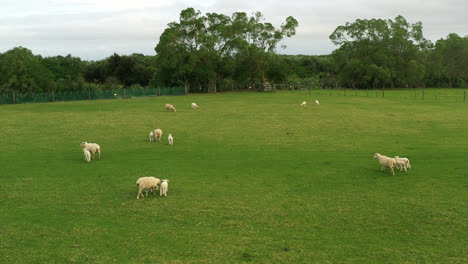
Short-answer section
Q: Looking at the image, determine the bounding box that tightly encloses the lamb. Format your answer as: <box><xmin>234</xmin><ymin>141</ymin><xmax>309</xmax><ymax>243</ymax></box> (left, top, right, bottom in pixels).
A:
<box><xmin>160</xmin><ymin>179</ymin><xmax>169</xmax><ymax>197</ymax></box>
<box><xmin>80</xmin><ymin>142</ymin><xmax>101</xmax><ymax>160</ymax></box>
<box><xmin>314</xmin><ymin>100</ymin><xmax>320</xmax><ymax>106</ymax></box>
<box><xmin>83</xmin><ymin>148</ymin><xmax>91</xmax><ymax>163</ymax></box>
<box><xmin>394</xmin><ymin>156</ymin><xmax>411</xmax><ymax>171</ymax></box>
<box><xmin>165</xmin><ymin>104</ymin><xmax>176</xmax><ymax>112</ymax></box>
<box><xmin>168</xmin><ymin>134</ymin><xmax>173</xmax><ymax>146</ymax></box>
<box><xmin>374</xmin><ymin>153</ymin><xmax>396</xmax><ymax>175</ymax></box>
<box><xmin>136</xmin><ymin>177</ymin><xmax>162</xmax><ymax>199</ymax></box>
<box><xmin>300</xmin><ymin>101</ymin><xmax>306</xmax><ymax>107</ymax></box>
<box><xmin>154</xmin><ymin>129</ymin><xmax>163</xmax><ymax>142</ymax></box>
<box><xmin>393</xmin><ymin>156</ymin><xmax>407</xmax><ymax>172</ymax></box>
<box><xmin>149</xmin><ymin>131</ymin><xmax>155</xmax><ymax>142</ymax></box>
<box><xmin>191</xmin><ymin>102</ymin><xmax>198</xmax><ymax>109</ymax></box>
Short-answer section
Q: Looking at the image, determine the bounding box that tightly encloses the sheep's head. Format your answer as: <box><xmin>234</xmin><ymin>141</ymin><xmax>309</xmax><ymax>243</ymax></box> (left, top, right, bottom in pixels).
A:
<box><xmin>394</xmin><ymin>156</ymin><xmax>399</xmax><ymax>159</ymax></box>
<box><xmin>374</xmin><ymin>153</ymin><xmax>379</xmax><ymax>158</ymax></box>
<box><xmin>80</xmin><ymin>142</ymin><xmax>87</xmax><ymax>148</ymax></box>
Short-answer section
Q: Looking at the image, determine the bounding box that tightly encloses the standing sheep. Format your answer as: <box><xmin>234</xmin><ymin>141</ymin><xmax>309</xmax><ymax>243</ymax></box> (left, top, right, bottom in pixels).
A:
<box><xmin>394</xmin><ymin>156</ymin><xmax>411</xmax><ymax>171</ymax></box>
<box><xmin>374</xmin><ymin>153</ymin><xmax>396</xmax><ymax>175</ymax></box>
<box><xmin>300</xmin><ymin>101</ymin><xmax>307</xmax><ymax>107</ymax></box>
<box><xmin>149</xmin><ymin>131</ymin><xmax>155</xmax><ymax>142</ymax></box>
<box><xmin>80</xmin><ymin>142</ymin><xmax>101</xmax><ymax>160</ymax></box>
<box><xmin>314</xmin><ymin>100</ymin><xmax>320</xmax><ymax>106</ymax></box>
<box><xmin>154</xmin><ymin>129</ymin><xmax>163</xmax><ymax>142</ymax></box>
<box><xmin>168</xmin><ymin>134</ymin><xmax>173</xmax><ymax>146</ymax></box>
<box><xmin>83</xmin><ymin>148</ymin><xmax>91</xmax><ymax>162</ymax></box>
<box><xmin>165</xmin><ymin>104</ymin><xmax>176</xmax><ymax>112</ymax></box>
<box><xmin>393</xmin><ymin>156</ymin><xmax>407</xmax><ymax>172</ymax></box>
<box><xmin>191</xmin><ymin>103</ymin><xmax>198</xmax><ymax>109</ymax></box>
<box><xmin>160</xmin><ymin>179</ymin><xmax>169</xmax><ymax>197</ymax></box>
<box><xmin>136</xmin><ymin>177</ymin><xmax>162</xmax><ymax>199</ymax></box>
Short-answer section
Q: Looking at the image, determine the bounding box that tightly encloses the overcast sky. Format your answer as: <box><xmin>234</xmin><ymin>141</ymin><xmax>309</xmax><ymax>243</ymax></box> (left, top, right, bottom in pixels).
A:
<box><xmin>1</xmin><ymin>0</ymin><xmax>466</xmax><ymax>60</ymax></box>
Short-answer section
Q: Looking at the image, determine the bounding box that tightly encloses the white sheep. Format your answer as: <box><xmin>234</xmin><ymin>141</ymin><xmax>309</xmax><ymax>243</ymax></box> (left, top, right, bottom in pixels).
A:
<box><xmin>160</xmin><ymin>179</ymin><xmax>169</xmax><ymax>197</ymax></box>
<box><xmin>136</xmin><ymin>177</ymin><xmax>162</xmax><ymax>199</ymax></box>
<box><xmin>154</xmin><ymin>129</ymin><xmax>163</xmax><ymax>142</ymax></box>
<box><xmin>80</xmin><ymin>142</ymin><xmax>101</xmax><ymax>160</ymax></box>
<box><xmin>149</xmin><ymin>131</ymin><xmax>155</xmax><ymax>142</ymax></box>
<box><xmin>165</xmin><ymin>104</ymin><xmax>176</xmax><ymax>112</ymax></box>
<box><xmin>374</xmin><ymin>153</ymin><xmax>396</xmax><ymax>175</ymax></box>
<box><xmin>394</xmin><ymin>156</ymin><xmax>411</xmax><ymax>171</ymax></box>
<box><xmin>394</xmin><ymin>156</ymin><xmax>407</xmax><ymax>172</ymax></box>
<box><xmin>314</xmin><ymin>100</ymin><xmax>320</xmax><ymax>106</ymax></box>
<box><xmin>300</xmin><ymin>101</ymin><xmax>306</xmax><ymax>107</ymax></box>
<box><xmin>83</xmin><ymin>148</ymin><xmax>91</xmax><ymax>163</ymax></box>
<box><xmin>191</xmin><ymin>102</ymin><xmax>198</xmax><ymax>109</ymax></box>
<box><xmin>168</xmin><ymin>134</ymin><xmax>173</xmax><ymax>146</ymax></box>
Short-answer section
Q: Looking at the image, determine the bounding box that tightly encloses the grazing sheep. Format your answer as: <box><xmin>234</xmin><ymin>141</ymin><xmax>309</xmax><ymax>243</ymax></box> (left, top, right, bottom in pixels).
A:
<box><xmin>191</xmin><ymin>102</ymin><xmax>198</xmax><ymax>109</ymax></box>
<box><xmin>136</xmin><ymin>177</ymin><xmax>162</xmax><ymax>199</ymax></box>
<box><xmin>160</xmin><ymin>179</ymin><xmax>169</xmax><ymax>196</ymax></box>
<box><xmin>314</xmin><ymin>100</ymin><xmax>320</xmax><ymax>106</ymax></box>
<box><xmin>154</xmin><ymin>129</ymin><xmax>163</xmax><ymax>142</ymax></box>
<box><xmin>83</xmin><ymin>148</ymin><xmax>91</xmax><ymax>163</ymax></box>
<box><xmin>300</xmin><ymin>101</ymin><xmax>307</xmax><ymax>107</ymax></box>
<box><xmin>165</xmin><ymin>104</ymin><xmax>176</xmax><ymax>112</ymax></box>
<box><xmin>80</xmin><ymin>142</ymin><xmax>101</xmax><ymax>160</ymax></box>
<box><xmin>374</xmin><ymin>153</ymin><xmax>396</xmax><ymax>175</ymax></box>
<box><xmin>394</xmin><ymin>156</ymin><xmax>411</xmax><ymax>171</ymax></box>
<box><xmin>149</xmin><ymin>131</ymin><xmax>155</xmax><ymax>142</ymax></box>
<box><xmin>168</xmin><ymin>134</ymin><xmax>173</xmax><ymax>146</ymax></box>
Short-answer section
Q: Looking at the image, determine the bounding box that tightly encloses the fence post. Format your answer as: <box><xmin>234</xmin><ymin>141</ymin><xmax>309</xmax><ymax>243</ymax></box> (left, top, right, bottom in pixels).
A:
<box><xmin>13</xmin><ymin>92</ymin><xmax>16</xmax><ymax>104</ymax></box>
<box><xmin>464</xmin><ymin>91</ymin><xmax>466</xmax><ymax>102</ymax></box>
<box><xmin>88</xmin><ymin>89</ymin><xmax>91</xmax><ymax>100</ymax></box>
<box><xmin>52</xmin><ymin>91</ymin><xmax>55</xmax><ymax>102</ymax></box>
<box><xmin>158</xmin><ymin>87</ymin><xmax>161</xmax><ymax>96</ymax></box>
<box><xmin>422</xmin><ymin>89</ymin><xmax>424</xmax><ymax>100</ymax></box>
<box><xmin>123</xmin><ymin>88</ymin><xmax>126</xmax><ymax>99</ymax></box>
<box><xmin>382</xmin><ymin>87</ymin><xmax>384</xmax><ymax>98</ymax></box>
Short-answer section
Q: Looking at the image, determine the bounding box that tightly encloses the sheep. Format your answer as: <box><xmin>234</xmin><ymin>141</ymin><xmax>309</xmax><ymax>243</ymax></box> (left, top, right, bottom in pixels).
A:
<box><xmin>314</xmin><ymin>100</ymin><xmax>320</xmax><ymax>106</ymax></box>
<box><xmin>160</xmin><ymin>179</ymin><xmax>169</xmax><ymax>197</ymax></box>
<box><xmin>394</xmin><ymin>156</ymin><xmax>407</xmax><ymax>172</ymax></box>
<box><xmin>80</xmin><ymin>142</ymin><xmax>101</xmax><ymax>160</ymax></box>
<box><xmin>154</xmin><ymin>129</ymin><xmax>163</xmax><ymax>142</ymax></box>
<box><xmin>394</xmin><ymin>156</ymin><xmax>411</xmax><ymax>171</ymax></box>
<box><xmin>191</xmin><ymin>102</ymin><xmax>198</xmax><ymax>109</ymax></box>
<box><xmin>83</xmin><ymin>148</ymin><xmax>91</xmax><ymax>163</ymax></box>
<box><xmin>168</xmin><ymin>134</ymin><xmax>173</xmax><ymax>146</ymax></box>
<box><xmin>300</xmin><ymin>101</ymin><xmax>307</xmax><ymax>107</ymax></box>
<box><xmin>165</xmin><ymin>104</ymin><xmax>176</xmax><ymax>112</ymax></box>
<box><xmin>136</xmin><ymin>177</ymin><xmax>162</xmax><ymax>199</ymax></box>
<box><xmin>374</xmin><ymin>153</ymin><xmax>396</xmax><ymax>175</ymax></box>
<box><xmin>149</xmin><ymin>131</ymin><xmax>155</xmax><ymax>142</ymax></box>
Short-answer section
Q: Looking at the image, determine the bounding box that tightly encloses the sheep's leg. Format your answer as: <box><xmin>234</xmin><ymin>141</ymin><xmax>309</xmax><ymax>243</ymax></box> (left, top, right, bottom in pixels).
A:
<box><xmin>98</xmin><ymin>149</ymin><xmax>101</xmax><ymax>159</ymax></box>
<box><xmin>390</xmin><ymin>167</ymin><xmax>395</xmax><ymax>175</ymax></box>
<box><xmin>404</xmin><ymin>165</ymin><xmax>407</xmax><ymax>172</ymax></box>
<box><xmin>137</xmin><ymin>190</ymin><xmax>142</xmax><ymax>199</ymax></box>
<box><xmin>381</xmin><ymin>166</ymin><xmax>385</xmax><ymax>172</ymax></box>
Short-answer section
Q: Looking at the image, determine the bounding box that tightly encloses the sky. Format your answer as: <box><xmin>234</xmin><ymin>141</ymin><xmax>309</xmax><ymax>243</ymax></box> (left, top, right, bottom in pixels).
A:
<box><xmin>0</xmin><ymin>0</ymin><xmax>466</xmax><ymax>60</ymax></box>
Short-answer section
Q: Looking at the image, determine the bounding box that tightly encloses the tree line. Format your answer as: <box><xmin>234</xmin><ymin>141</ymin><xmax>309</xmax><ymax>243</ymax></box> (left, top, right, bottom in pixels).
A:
<box><xmin>0</xmin><ymin>8</ymin><xmax>467</xmax><ymax>95</ymax></box>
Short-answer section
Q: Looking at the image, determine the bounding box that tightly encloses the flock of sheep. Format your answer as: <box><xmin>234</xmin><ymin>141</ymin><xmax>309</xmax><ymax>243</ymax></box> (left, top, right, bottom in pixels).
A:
<box><xmin>79</xmin><ymin>98</ymin><xmax>412</xmax><ymax>199</ymax></box>
<box><xmin>374</xmin><ymin>153</ymin><xmax>412</xmax><ymax>176</ymax></box>
<box><xmin>79</xmin><ymin>102</ymin><xmax>199</xmax><ymax>199</ymax></box>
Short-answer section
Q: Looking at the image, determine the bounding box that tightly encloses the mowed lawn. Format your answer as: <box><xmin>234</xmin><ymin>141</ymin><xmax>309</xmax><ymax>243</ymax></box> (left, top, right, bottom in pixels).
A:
<box><xmin>0</xmin><ymin>90</ymin><xmax>466</xmax><ymax>263</ymax></box>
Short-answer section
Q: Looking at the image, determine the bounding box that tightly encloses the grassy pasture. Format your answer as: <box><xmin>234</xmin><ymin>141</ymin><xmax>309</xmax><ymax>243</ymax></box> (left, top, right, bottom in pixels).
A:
<box><xmin>0</xmin><ymin>90</ymin><xmax>466</xmax><ymax>263</ymax></box>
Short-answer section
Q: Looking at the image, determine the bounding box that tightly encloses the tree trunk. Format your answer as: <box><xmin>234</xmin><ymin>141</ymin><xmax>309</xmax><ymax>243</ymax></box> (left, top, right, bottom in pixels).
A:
<box><xmin>448</xmin><ymin>78</ymin><xmax>452</xmax><ymax>88</ymax></box>
<box><xmin>391</xmin><ymin>79</ymin><xmax>395</xmax><ymax>89</ymax></box>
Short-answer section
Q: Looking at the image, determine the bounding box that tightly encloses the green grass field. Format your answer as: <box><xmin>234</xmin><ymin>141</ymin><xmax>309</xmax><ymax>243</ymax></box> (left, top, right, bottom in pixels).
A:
<box><xmin>0</xmin><ymin>90</ymin><xmax>466</xmax><ymax>263</ymax></box>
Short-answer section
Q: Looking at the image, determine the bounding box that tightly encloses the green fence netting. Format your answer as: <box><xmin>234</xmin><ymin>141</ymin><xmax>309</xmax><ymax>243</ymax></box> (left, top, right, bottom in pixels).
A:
<box><xmin>0</xmin><ymin>87</ymin><xmax>185</xmax><ymax>105</ymax></box>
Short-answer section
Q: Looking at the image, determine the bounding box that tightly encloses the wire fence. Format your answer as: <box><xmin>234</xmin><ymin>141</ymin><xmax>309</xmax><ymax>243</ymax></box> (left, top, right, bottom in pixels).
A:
<box><xmin>0</xmin><ymin>87</ymin><xmax>186</xmax><ymax>105</ymax></box>
<box><xmin>274</xmin><ymin>86</ymin><xmax>467</xmax><ymax>103</ymax></box>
